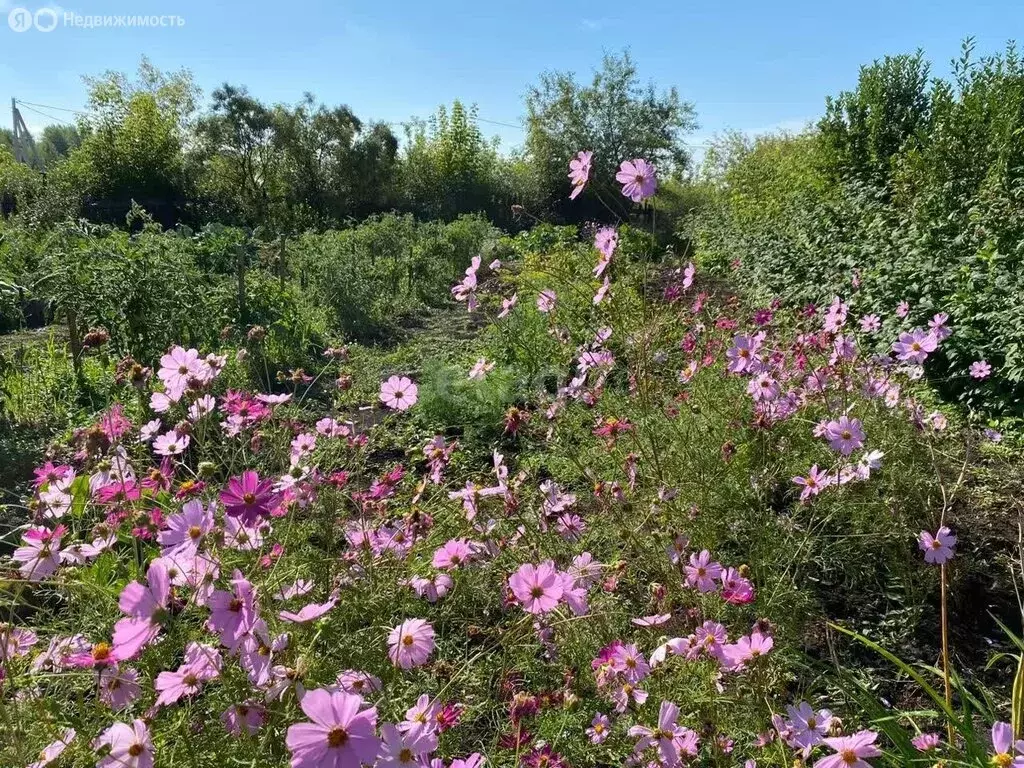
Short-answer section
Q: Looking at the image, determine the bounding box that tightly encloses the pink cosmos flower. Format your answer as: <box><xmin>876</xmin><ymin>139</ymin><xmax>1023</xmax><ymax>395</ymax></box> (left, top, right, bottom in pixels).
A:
<box><xmin>726</xmin><ymin>334</ymin><xmax>760</xmax><ymax>374</ymax></box>
<box><xmin>224</xmin><ymin>516</ymin><xmax>265</xmax><ymax>550</ymax></box>
<box><xmin>100</xmin><ymin>667</ymin><xmax>142</xmax><ymax>710</ymax></box>
<box><xmin>824</xmin><ymin>415</ymin><xmax>866</xmax><ymax>456</ymax></box>
<box><xmin>612</xmin><ymin>643</ymin><xmax>650</xmax><ymax>683</ymax></box>
<box><xmin>568</xmin><ymin>150</ymin><xmax>593</xmax><ymax>199</ymax></box>
<box><xmin>859</xmin><ymin>314</ymin><xmax>881</xmax><ymax>333</ymax></box>
<box><xmin>388</xmin><ymin>618</ymin><xmax>435</xmax><ymax>669</ymax></box>
<box><xmin>279</xmin><ymin>595</ymin><xmax>338</xmax><ymax>624</ymax></box>
<box><xmin>408</xmin><ymin>574</ymin><xmax>453</xmax><ymax>603</ymax></box>
<box><xmin>911</xmin><ymin>732</ymin><xmax>940</xmax><ymax>752</ymax></box>
<box><xmin>400</xmin><ymin>694</ymin><xmax>440</xmax><ymax>734</ymax></box>
<box><xmin>793</xmin><ymin>465</ymin><xmax>831</xmax><ymax>501</ymax></box>
<box><xmin>631</xmin><ymin>613</ymin><xmax>671</xmax><ymax>627</ymax></box>
<box><xmin>26</xmin><ymin>728</ymin><xmax>75</xmax><ymax>768</ymax></box>
<box><xmin>817</xmin><ymin>730</ymin><xmax>882</xmax><ymax>768</ymax></box>
<box><xmin>336</xmin><ymin>669</ymin><xmax>383</xmax><ymax>696</ymax></box>
<box><xmin>158</xmin><ymin>500</ymin><xmax>215</xmax><ymax>555</ymax></box>
<box><xmin>594</xmin><ymin>226</ymin><xmax>619</xmax><ymax>261</ymax></box>
<box><xmin>1</xmin><ymin>626</ymin><xmax>37</xmax><ymax>658</ymax></box>
<box><xmin>468</xmin><ymin>358</ymin><xmax>494</xmax><ymax>381</ymax></box>
<box><xmin>990</xmin><ymin>721</ymin><xmax>1024</xmax><ymax>766</ymax></box>
<box><xmin>628</xmin><ymin>700</ymin><xmax>688</xmax><ymax>766</ymax></box>
<box><xmin>207</xmin><ymin>570</ymin><xmax>259</xmax><ymax>651</ymax></box>
<box><xmin>929</xmin><ymin>312</ymin><xmax>952</xmax><ymax>340</ymax></box>
<box><xmin>153</xmin><ymin>430</ymin><xmax>189</xmax><ymax>457</ymax></box>
<box><xmin>685</xmin><ymin>550</ymin><xmax>722</xmax><ymax>592</ymax></box>
<box><xmin>380</xmin><ymin>376</ymin><xmax>418</xmax><ymax>411</ymax></box>
<box><xmin>919</xmin><ymin>527</ymin><xmax>956</xmax><ymax>564</ymax></box>
<box><xmin>222</xmin><ymin>702</ymin><xmax>268</xmax><ymax>736</ymax></box>
<box><xmin>285</xmin><ymin>688</ymin><xmax>379</xmax><ymax>768</ymax></box>
<box><xmin>724</xmin><ymin>630</ymin><xmax>774</xmax><ymax>668</ymax></box>
<box><xmin>93</xmin><ymin>719</ymin><xmax>153</xmax><ymax>768</ymax></box>
<box><xmin>112</xmin><ymin>560</ymin><xmax>170</xmax><ymax>659</ymax></box>
<box><xmin>63</xmin><ymin>640</ymin><xmax>125</xmax><ymax>670</ymax></box>
<box><xmin>970</xmin><ymin>360</ymin><xmax>992</xmax><ymax>379</ymax></box>
<box><xmin>508</xmin><ymin>562</ymin><xmax>564</xmax><ymax>614</ymax></box>
<box><xmin>616</xmin><ymin>158</ymin><xmax>657</xmax><ymax>202</ymax></box>
<box><xmin>220</xmin><ymin>470</ymin><xmax>276</xmax><ymax>525</ymax></box>
<box><xmin>497</xmin><ymin>293</ymin><xmax>518</xmax><ymax>318</ymax></box>
<box><xmin>721</xmin><ymin>567</ymin><xmax>755</xmax><ymax>604</ymax></box>
<box><xmin>537</xmin><ymin>289</ymin><xmax>557</xmax><ymax>314</ymax></box>
<box><xmin>896</xmin><ymin>300</ymin><xmax>910</xmax><ymax>317</ymax></box>
<box><xmin>14</xmin><ymin>526</ymin><xmax>65</xmax><ymax>581</ymax></box>
<box><xmin>377</xmin><ymin>723</ymin><xmax>438</xmax><ymax>767</ymax></box>
<box><xmin>787</xmin><ymin>701</ymin><xmax>833</xmax><ymax>751</ymax></box>
<box><xmin>154</xmin><ymin>642</ymin><xmax>221</xmax><ymax>707</ymax></box>
<box><xmin>158</xmin><ymin>345</ymin><xmax>201</xmax><ymax>396</ymax></box>
<box><xmin>892</xmin><ymin>329</ymin><xmax>937</xmax><ymax>364</ymax></box>
<box><xmin>587</xmin><ymin>712</ymin><xmax>611</xmax><ymax>744</ymax></box>
<box><xmin>748</xmin><ymin>373</ymin><xmax>780</xmax><ymax>402</ymax></box>
<box><xmin>32</xmin><ymin>462</ymin><xmax>74</xmax><ymax>488</ymax></box>
<box><xmin>316</xmin><ymin>418</ymin><xmax>351</xmax><ymax>438</ymax></box>
<box><xmin>432</xmin><ymin>538</ymin><xmax>474</xmax><ymax>569</ymax></box>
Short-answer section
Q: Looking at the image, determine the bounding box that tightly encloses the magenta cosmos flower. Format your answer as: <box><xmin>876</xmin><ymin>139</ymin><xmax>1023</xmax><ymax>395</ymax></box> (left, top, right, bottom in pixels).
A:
<box><xmin>388</xmin><ymin>618</ymin><xmax>435</xmax><ymax>669</ymax></box>
<box><xmin>817</xmin><ymin>730</ymin><xmax>882</xmax><ymax>768</ymax></box>
<box><xmin>286</xmin><ymin>688</ymin><xmax>379</xmax><ymax>768</ymax></box>
<box><xmin>568</xmin><ymin>150</ymin><xmax>593</xmax><ymax>200</ymax></box>
<box><xmin>508</xmin><ymin>561</ymin><xmax>564</xmax><ymax>614</ymax></box>
<box><xmin>220</xmin><ymin>470</ymin><xmax>276</xmax><ymax>525</ymax></box>
<box><xmin>93</xmin><ymin>719</ymin><xmax>154</xmax><ymax>768</ymax></box>
<box><xmin>380</xmin><ymin>376</ymin><xmax>418</xmax><ymax>411</ymax></box>
<box><xmin>616</xmin><ymin>158</ymin><xmax>657</xmax><ymax>202</ymax></box>
<box><xmin>918</xmin><ymin>526</ymin><xmax>956</xmax><ymax>564</ymax></box>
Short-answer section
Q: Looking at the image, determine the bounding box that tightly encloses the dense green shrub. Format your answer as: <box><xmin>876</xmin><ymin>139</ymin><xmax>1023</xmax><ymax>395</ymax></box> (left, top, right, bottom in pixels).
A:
<box><xmin>299</xmin><ymin>214</ymin><xmax>498</xmax><ymax>340</ymax></box>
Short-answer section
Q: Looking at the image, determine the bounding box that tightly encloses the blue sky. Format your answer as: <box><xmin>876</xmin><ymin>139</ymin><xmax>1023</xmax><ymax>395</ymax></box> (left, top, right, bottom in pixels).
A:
<box><xmin>2</xmin><ymin>0</ymin><xmax>1020</xmax><ymax>153</ymax></box>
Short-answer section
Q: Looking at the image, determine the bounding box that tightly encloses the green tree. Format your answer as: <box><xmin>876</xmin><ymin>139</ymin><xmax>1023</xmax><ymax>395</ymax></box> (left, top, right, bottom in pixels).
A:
<box><xmin>525</xmin><ymin>51</ymin><xmax>698</xmax><ymax>221</ymax></box>
<box><xmin>818</xmin><ymin>52</ymin><xmax>932</xmax><ymax>186</ymax></box>
<box><xmin>65</xmin><ymin>57</ymin><xmax>199</xmax><ymax>224</ymax></box>
<box><xmin>38</xmin><ymin>125</ymin><xmax>84</xmax><ymax>168</ymax></box>
<box><xmin>194</xmin><ymin>84</ymin><xmax>286</xmax><ymax>228</ymax></box>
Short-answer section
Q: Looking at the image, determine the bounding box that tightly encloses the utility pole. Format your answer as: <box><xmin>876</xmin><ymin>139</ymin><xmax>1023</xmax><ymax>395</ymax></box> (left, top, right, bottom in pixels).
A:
<box><xmin>10</xmin><ymin>98</ymin><xmax>38</xmax><ymax>166</ymax></box>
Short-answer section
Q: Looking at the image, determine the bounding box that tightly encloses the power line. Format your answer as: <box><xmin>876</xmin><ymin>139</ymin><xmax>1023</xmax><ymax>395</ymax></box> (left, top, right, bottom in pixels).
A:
<box><xmin>15</xmin><ymin>99</ymin><xmax>91</xmax><ymax>116</ymax></box>
<box><xmin>16</xmin><ymin>102</ymin><xmax>75</xmax><ymax>127</ymax></box>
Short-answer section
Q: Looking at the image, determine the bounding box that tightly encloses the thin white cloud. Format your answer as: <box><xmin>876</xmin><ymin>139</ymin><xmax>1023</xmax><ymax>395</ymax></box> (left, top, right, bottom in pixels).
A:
<box><xmin>580</xmin><ymin>17</ymin><xmax>612</xmax><ymax>31</ymax></box>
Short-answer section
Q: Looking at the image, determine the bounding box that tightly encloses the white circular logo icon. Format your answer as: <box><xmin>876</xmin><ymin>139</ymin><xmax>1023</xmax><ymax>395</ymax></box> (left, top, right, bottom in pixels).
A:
<box><xmin>34</xmin><ymin>7</ymin><xmax>58</xmax><ymax>31</ymax></box>
<box><xmin>8</xmin><ymin>7</ymin><xmax>34</xmax><ymax>31</ymax></box>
